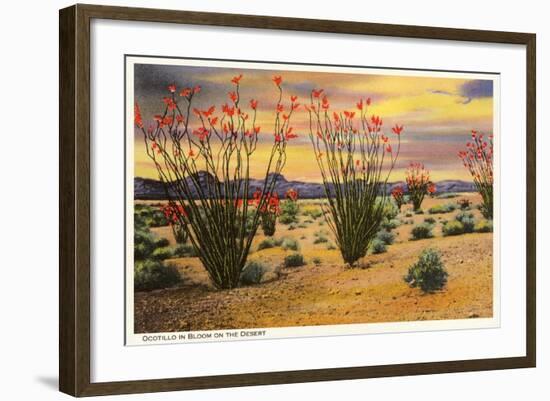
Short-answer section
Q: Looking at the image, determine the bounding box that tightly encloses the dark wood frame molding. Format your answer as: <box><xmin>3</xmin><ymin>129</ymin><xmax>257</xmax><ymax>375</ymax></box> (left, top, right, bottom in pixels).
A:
<box><xmin>59</xmin><ymin>3</ymin><xmax>536</xmax><ymax>397</ymax></box>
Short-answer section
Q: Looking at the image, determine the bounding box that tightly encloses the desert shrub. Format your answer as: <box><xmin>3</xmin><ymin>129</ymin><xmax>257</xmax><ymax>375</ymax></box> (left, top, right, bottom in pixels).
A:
<box><xmin>151</xmin><ymin>247</ymin><xmax>173</xmax><ymax>261</ymax></box>
<box><xmin>297</xmin><ymin>223</ymin><xmax>308</xmax><ymax>229</ymax></box>
<box><xmin>240</xmin><ymin>261</ymin><xmax>267</xmax><ymax>285</ymax></box>
<box><xmin>173</xmin><ymin>243</ymin><xmax>198</xmax><ymax>257</ymax></box>
<box><xmin>282</xmin><ymin>237</ymin><xmax>300</xmax><ymax>251</ymax></box>
<box><xmin>428</xmin><ymin>203</ymin><xmax>456</xmax><ymax>214</ymax></box>
<box><xmin>278</xmin><ymin>214</ymin><xmax>296</xmax><ymax>225</ymax></box>
<box><xmin>288</xmin><ymin>224</ymin><xmax>297</xmax><ymax>231</ymax></box>
<box><xmin>281</xmin><ymin>198</ymin><xmax>299</xmax><ymax>215</ymax></box>
<box><xmin>474</xmin><ymin>219</ymin><xmax>493</xmax><ymax>233</ymax></box>
<box><xmin>457</xmin><ymin>198</ymin><xmax>472</xmax><ymax>210</ymax></box>
<box><xmin>376</xmin><ymin>230</ymin><xmax>395</xmax><ymax>245</ymax></box>
<box><xmin>371</xmin><ymin>239</ymin><xmax>387</xmax><ymax>254</ymax></box>
<box><xmin>381</xmin><ymin>218</ymin><xmax>400</xmax><ymax>230</ymax></box>
<box><xmin>134</xmin><ymin>228</ymin><xmax>156</xmax><ymax>260</ymax></box>
<box><xmin>414</xmin><ymin>209</ymin><xmax>424</xmax><ymax>215</ymax></box>
<box><xmin>278</xmin><ymin>200</ymin><xmax>299</xmax><ymax>225</ymax></box>
<box><xmin>284</xmin><ymin>253</ymin><xmax>306</xmax><ymax>267</ymax></box>
<box><xmin>405</xmin><ymin>212</ymin><xmax>413</xmax><ymax>217</ymax></box>
<box><xmin>313</xmin><ymin>235</ymin><xmax>329</xmax><ymax>244</ymax></box>
<box><xmin>258</xmin><ymin>238</ymin><xmax>276</xmax><ymax>250</ymax></box>
<box><xmin>134</xmin><ymin>260</ymin><xmax>181</xmax><ymax>291</ymax></box>
<box><xmin>442</xmin><ymin>220</ymin><xmax>465</xmax><ymax>236</ymax></box>
<box><xmin>312</xmin><ymin>257</ymin><xmax>322</xmax><ymax>265</ymax></box>
<box><xmin>155</xmin><ymin>237</ymin><xmax>170</xmax><ymax>248</ymax></box>
<box><xmin>410</xmin><ymin>223</ymin><xmax>434</xmax><ymax>240</ymax></box>
<box><xmin>404</xmin><ymin>248</ymin><xmax>448</xmax><ymax>292</ymax></box>
<box><xmin>455</xmin><ymin>211</ymin><xmax>475</xmax><ymax>233</ymax></box>
<box><xmin>437</xmin><ymin>192</ymin><xmax>458</xmax><ymax>199</ymax></box>
<box><xmin>424</xmin><ymin>217</ymin><xmax>436</xmax><ymax>224</ymax></box>
<box><xmin>326</xmin><ymin>242</ymin><xmax>337</xmax><ymax>250</ymax></box>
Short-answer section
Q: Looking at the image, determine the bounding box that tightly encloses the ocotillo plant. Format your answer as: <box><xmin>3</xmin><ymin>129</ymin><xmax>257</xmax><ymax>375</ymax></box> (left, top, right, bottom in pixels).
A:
<box><xmin>391</xmin><ymin>185</ymin><xmax>406</xmax><ymax>210</ymax></box>
<box><xmin>427</xmin><ymin>182</ymin><xmax>437</xmax><ymax>198</ymax></box>
<box><xmin>161</xmin><ymin>203</ymin><xmax>188</xmax><ymax>244</ymax></box>
<box><xmin>254</xmin><ymin>190</ymin><xmax>281</xmax><ymax>236</ymax></box>
<box><xmin>306</xmin><ymin>92</ymin><xmax>403</xmax><ymax>266</ymax></box>
<box><xmin>458</xmin><ymin>130</ymin><xmax>493</xmax><ymax>219</ymax></box>
<box><xmin>134</xmin><ymin>74</ymin><xmax>298</xmax><ymax>289</ymax></box>
<box><xmin>406</xmin><ymin>162</ymin><xmax>432</xmax><ymax>211</ymax></box>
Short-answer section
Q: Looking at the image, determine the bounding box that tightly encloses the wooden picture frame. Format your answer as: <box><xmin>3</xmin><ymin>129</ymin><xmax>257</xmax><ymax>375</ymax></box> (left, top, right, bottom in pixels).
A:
<box><xmin>59</xmin><ymin>3</ymin><xmax>536</xmax><ymax>397</ymax></box>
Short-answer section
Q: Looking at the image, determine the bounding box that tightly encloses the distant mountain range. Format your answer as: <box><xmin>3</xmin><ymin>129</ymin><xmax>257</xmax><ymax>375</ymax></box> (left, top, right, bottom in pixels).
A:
<box><xmin>134</xmin><ymin>172</ymin><xmax>475</xmax><ymax>200</ymax></box>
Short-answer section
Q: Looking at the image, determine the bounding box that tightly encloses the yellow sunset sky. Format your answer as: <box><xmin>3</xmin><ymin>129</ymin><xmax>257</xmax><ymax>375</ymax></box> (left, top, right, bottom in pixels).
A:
<box><xmin>133</xmin><ymin>64</ymin><xmax>495</xmax><ymax>183</ymax></box>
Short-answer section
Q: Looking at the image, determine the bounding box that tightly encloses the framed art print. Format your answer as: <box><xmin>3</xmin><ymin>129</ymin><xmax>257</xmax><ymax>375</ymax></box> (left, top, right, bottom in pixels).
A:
<box><xmin>59</xmin><ymin>4</ymin><xmax>536</xmax><ymax>397</ymax></box>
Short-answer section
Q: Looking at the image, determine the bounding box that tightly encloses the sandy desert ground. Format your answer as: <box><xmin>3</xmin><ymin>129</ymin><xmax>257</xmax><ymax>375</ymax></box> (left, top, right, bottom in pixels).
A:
<box><xmin>134</xmin><ymin>193</ymin><xmax>493</xmax><ymax>333</ymax></box>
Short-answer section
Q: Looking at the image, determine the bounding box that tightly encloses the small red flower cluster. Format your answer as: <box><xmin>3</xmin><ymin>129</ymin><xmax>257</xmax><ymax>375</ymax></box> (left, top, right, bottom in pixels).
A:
<box><xmin>285</xmin><ymin>188</ymin><xmax>298</xmax><ymax>202</ymax></box>
<box><xmin>250</xmin><ymin>190</ymin><xmax>281</xmax><ymax>215</ymax></box>
<box><xmin>161</xmin><ymin>204</ymin><xmax>187</xmax><ymax>224</ymax></box>
<box><xmin>458</xmin><ymin>130</ymin><xmax>494</xmax><ymax>183</ymax></box>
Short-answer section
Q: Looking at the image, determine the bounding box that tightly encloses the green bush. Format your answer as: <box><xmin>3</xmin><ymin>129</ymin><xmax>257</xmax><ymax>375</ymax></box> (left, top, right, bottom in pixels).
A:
<box><xmin>404</xmin><ymin>248</ymin><xmax>448</xmax><ymax>293</ymax></box>
<box><xmin>428</xmin><ymin>203</ymin><xmax>456</xmax><ymax>214</ymax></box>
<box><xmin>134</xmin><ymin>260</ymin><xmax>182</xmax><ymax>291</ymax></box>
<box><xmin>414</xmin><ymin>209</ymin><xmax>424</xmax><ymax>215</ymax></box>
<box><xmin>376</xmin><ymin>230</ymin><xmax>395</xmax><ymax>245</ymax></box>
<box><xmin>279</xmin><ymin>200</ymin><xmax>299</xmax><ymax>224</ymax></box>
<box><xmin>313</xmin><ymin>235</ymin><xmax>328</xmax><ymax>244</ymax></box>
<box><xmin>155</xmin><ymin>237</ymin><xmax>170</xmax><ymax>248</ymax></box>
<box><xmin>442</xmin><ymin>220</ymin><xmax>465</xmax><ymax>236</ymax></box>
<box><xmin>258</xmin><ymin>238</ymin><xmax>274</xmax><ymax>250</ymax></box>
<box><xmin>474</xmin><ymin>220</ymin><xmax>493</xmax><ymax>233</ymax></box>
<box><xmin>173</xmin><ymin>243</ymin><xmax>198</xmax><ymax>257</ymax></box>
<box><xmin>381</xmin><ymin>201</ymin><xmax>399</xmax><ymax>220</ymax></box>
<box><xmin>151</xmin><ymin>247</ymin><xmax>173</xmax><ymax>260</ymax></box>
<box><xmin>410</xmin><ymin>223</ymin><xmax>434</xmax><ymax>240</ymax></box>
<box><xmin>288</xmin><ymin>224</ymin><xmax>297</xmax><ymax>231</ymax></box>
<box><xmin>326</xmin><ymin>243</ymin><xmax>337</xmax><ymax>250</ymax></box>
<box><xmin>424</xmin><ymin>217</ymin><xmax>436</xmax><ymax>225</ymax></box>
<box><xmin>284</xmin><ymin>253</ymin><xmax>306</xmax><ymax>267</ymax></box>
<box><xmin>279</xmin><ymin>214</ymin><xmax>298</xmax><ymax>224</ymax></box>
<box><xmin>455</xmin><ymin>212</ymin><xmax>475</xmax><ymax>233</ymax></box>
<box><xmin>405</xmin><ymin>212</ymin><xmax>413</xmax><ymax>217</ymax></box>
<box><xmin>134</xmin><ymin>228</ymin><xmax>156</xmax><ymax>260</ymax></box>
<box><xmin>240</xmin><ymin>261</ymin><xmax>267</xmax><ymax>285</ymax></box>
<box><xmin>312</xmin><ymin>257</ymin><xmax>322</xmax><ymax>265</ymax></box>
<box><xmin>381</xmin><ymin>218</ymin><xmax>401</xmax><ymax>230</ymax></box>
<box><xmin>371</xmin><ymin>239</ymin><xmax>387</xmax><ymax>254</ymax></box>
<box><xmin>282</xmin><ymin>237</ymin><xmax>300</xmax><ymax>251</ymax></box>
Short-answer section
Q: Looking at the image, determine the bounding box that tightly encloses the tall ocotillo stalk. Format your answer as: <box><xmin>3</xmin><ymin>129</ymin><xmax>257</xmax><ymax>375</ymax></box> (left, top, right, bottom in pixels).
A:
<box><xmin>306</xmin><ymin>92</ymin><xmax>403</xmax><ymax>266</ymax></box>
<box><xmin>458</xmin><ymin>130</ymin><xmax>493</xmax><ymax>219</ymax></box>
<box><xmin>134</xmin><ymin>74</ymin><xmax>299</xmax><ymax>289</ymax></box>
<box><xmin>405</xmin><ymin>162</ymin><xmax>432</xmax><ymax>211</ymax></box>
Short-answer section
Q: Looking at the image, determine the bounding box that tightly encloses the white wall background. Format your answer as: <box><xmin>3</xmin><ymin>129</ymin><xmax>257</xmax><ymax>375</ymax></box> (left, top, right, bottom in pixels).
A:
<box><xmin>0</xmin><ymin>0</ymin><xmax>545</xmax><ymax>399</ymax></box>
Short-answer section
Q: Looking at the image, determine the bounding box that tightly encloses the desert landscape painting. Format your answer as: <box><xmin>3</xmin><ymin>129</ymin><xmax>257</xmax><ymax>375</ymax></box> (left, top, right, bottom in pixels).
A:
<box><xmin>127</xmin><ymin>57</ymin><xmax>497</xmax><ymax>342</ymax></box>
